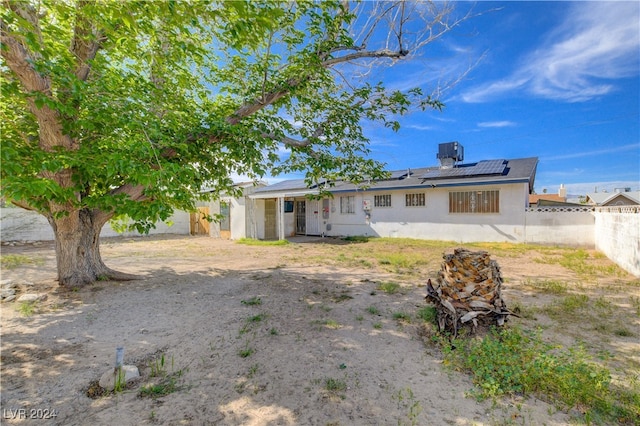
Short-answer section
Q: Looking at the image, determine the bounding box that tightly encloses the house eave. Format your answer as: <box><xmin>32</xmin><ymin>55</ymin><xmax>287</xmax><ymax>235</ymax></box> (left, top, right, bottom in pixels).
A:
<box><xmin>328</xmin><ymin>178</ymin><xmax>532</xmax><ymax>194</ymax></box>
<box><xmin>249</xmin><ymin>178</ymin><xmax>531</xmax><ymax>198</ymax></box>
<box><xmin>249</xmin><ymin>190</ymin><xmax>320</xmax><ymax>199</ymax></box>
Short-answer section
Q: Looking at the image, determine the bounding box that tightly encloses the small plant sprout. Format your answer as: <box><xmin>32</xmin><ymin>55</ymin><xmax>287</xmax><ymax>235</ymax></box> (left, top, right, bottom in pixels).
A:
<box><xmin>241</xmin><ymin>297</ymin><xmax>262</xmax><ymax>306</ymax></box>
<box><xmin>18</xmin><ymin>301</ymin><xmax>37</xmax><ymax>317</ymax></box>
<box><xmin>113</xmin><ymin>367</ymin><xmax>126</xmax><ymax>392</ymax></box>
<box><xmin>366</xmin><ymin>305</ymin><xmax>380</xmax><ymax>315</ymax></box>
<box><xmin>393</xmin><ymin>312</ymin><xmax>411</xmax><ymax>323</ymax></box>
<box><xmin>376</xmin><ymin>281</ymin><xmax>402</xmax><ymax>294</ymax></box>
<box><xmin>238</xmin><ymin>342</ymin><xmax>255</xmax><ymax>358</ymax></box>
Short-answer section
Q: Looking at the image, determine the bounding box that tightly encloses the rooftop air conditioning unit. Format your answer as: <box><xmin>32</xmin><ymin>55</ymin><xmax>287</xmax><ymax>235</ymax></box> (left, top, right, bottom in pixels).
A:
<box><xmin>437</xmin><ymin>141</ymin><xmax>464</xmax><ymax>169</ymax></box>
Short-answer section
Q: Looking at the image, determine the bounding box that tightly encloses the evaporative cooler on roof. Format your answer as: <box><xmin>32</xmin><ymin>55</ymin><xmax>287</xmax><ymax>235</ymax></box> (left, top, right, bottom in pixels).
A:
<box><xmin>437</xmin><ymin>141</ymin><xmax>464</xmax><ymax>161</ymax></box>
<box><xmin>437</xmin><ymin>142</ymin><xmax>464</xmax><ymax>168</ymax></box>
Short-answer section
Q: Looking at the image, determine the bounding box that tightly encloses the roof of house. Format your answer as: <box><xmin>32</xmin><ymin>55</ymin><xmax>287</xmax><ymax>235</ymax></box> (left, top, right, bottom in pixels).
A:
<box><xmin>252</xmin><ymin>157</ymin><xmax>538</xmax><ymax>197</ymax></box>
<box><xmin>585</xmin><ymin>191</ymin><xmax>640</xmax><ymax>206</ymax></box>
<box><xmin>529</xmin><ymin>194</ymin><xmax>566</xmax><ymax>204</ymax></box>
<box><xmin>534</xmin><ymin>199</ymin><xmax>584</xmax><ymax>207</ymax></box>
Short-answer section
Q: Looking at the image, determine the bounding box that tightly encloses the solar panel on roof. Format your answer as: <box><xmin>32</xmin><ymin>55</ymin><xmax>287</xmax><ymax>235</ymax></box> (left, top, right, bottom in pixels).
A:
<box><xmin>474</xmin><ymin>160</ymin><xmax>506</xmax><ymax>175</ymax></box>
<box><xmin>421</xmin><ymin>167</ymin><xmax>466</xmax><ymax>179</ymax></box>
<box><xmin>421</xmin><ymin>160</ymin><xmax>506</xmax><ymax>180</ymax></box>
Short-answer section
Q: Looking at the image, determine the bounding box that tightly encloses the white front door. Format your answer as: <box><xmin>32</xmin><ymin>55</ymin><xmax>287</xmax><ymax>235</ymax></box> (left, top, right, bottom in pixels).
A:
<box><xmin>305</xmin><ymin>199</ymin><xmax>321</xmax><ymax>235</ymax></box>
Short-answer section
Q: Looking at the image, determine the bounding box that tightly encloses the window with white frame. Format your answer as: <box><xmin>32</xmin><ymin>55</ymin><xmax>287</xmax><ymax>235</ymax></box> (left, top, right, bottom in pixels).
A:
<box><xmin>374</xmin><ymin>194</ymin><xmax>392</xmax><ymax>207</ymax></box>
<box><xmin>340</xmin><ymin>195</ymin><xmax>355</xmax><ymax>214</ymax></box>
<box><xmin>449</xmin><ymin>190</ymin><xmax>499</xmax><ymax>213</ymax></box>
<box><xmin>405</xmin><ymin>193</ymin><xmax>425</xmax><ymax>207</ymax></box>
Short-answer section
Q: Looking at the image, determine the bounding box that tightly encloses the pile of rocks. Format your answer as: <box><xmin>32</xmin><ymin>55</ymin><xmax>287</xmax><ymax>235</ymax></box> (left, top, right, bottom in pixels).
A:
<box><xmin>1</xmin><ymin>240</ymin><xmax>44</xmax><ymax>247</ymax></box>
<box><xmin>1</xmin><ymin>280</ymin><xmax>46</xmax><ymax>303</ymax></box>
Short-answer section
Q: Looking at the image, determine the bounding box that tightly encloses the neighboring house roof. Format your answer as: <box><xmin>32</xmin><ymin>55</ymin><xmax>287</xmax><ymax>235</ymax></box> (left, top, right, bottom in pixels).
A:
<box><xmin>252</xmin><ymin>157</ymin><xmax>538</xmax><ymax>197</ymax></box>
<box><xmin>535</xmin><ymin>199</ymin><xmax>584</xmax><ymax>207</ymax></box>
<box><xmin>585</xmin><ymin>191</ymin><xmax>640</xmax><ymax>206</ymax></box>
<box><xmin>201</xmin><ymin>181</ymin><xmax>266</xmax><ymax>194</ymax></box>
<box><xmin>529</xmin><ymin>194</ymin><xmax>566</xmax><ymax>205</ymax></box>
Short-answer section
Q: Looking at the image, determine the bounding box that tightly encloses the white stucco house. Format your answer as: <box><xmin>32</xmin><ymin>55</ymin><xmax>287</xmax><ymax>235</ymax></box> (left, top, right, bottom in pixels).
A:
<box><xmin>247</xmin><ymin>142</ymin><xmax>539</xmax><ymax>243</ymax></box>
<box><xmin>195</xmin><ymin>181</ymin><xmax>265</xmax><ymax>240</ymax></box>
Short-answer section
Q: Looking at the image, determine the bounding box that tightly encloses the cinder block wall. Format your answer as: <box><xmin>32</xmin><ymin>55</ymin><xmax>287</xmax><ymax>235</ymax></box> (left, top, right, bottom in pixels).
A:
<box><xmin>594</xmin><ymin>207</ymin><xmax>640</xmax><ymax>277</ymax></box>
<box><xmin>0</xmin><ymin>208</ymin><xmax>190</xmax><ymax>241</ymax></box>
<box><xmin>524</xmin><ymin>207</ymin><xmax>595</xmax><ymax>247</ymax></box>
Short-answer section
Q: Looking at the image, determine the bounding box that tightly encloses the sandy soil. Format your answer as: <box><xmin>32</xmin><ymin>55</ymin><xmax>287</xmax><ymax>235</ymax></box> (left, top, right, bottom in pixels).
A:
<box><xmin>1</xmin><ymin>235</ymin><xmax>638</xmax><ymax>426</ymax></box>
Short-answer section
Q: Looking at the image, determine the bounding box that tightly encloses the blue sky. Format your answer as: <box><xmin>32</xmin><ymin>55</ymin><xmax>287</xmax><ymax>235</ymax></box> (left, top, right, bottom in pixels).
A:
<box><xmin>244</xmin><ymin>1</ymin><xmax>639</xmax><ymax>196</ymax></box>
<box><xmin>363</xmin><ymin>1</ymin><xmax>640</xmax><ymax>195</ymax></box>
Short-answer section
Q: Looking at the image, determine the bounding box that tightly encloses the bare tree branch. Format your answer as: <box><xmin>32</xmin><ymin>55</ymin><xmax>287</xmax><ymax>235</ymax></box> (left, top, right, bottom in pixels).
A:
<box><xmin>352</xmin><ymin>1</ymin><xmax>398</xmax><ymax>48</ymax></box>
<box><xmin>321</xmin><ymin>47</ymin><xmax>408</xmax><ymax>67</ymax></box>
<box><xmin>225</xmin><ymin>45</ymin><xmax>408</xmax><ymax>126</ymax></box>
<box><xmin>223</xmin><ymin>2</ymin><xmax>471</xmax><ymax>128</ymax></box>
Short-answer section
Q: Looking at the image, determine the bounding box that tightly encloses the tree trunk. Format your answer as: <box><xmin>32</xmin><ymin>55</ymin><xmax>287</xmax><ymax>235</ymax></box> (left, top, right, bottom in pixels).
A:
<box><xmin>48</xmin><ymin>209</ymin><xmax>137</xmax><ymax>288</ymax></box>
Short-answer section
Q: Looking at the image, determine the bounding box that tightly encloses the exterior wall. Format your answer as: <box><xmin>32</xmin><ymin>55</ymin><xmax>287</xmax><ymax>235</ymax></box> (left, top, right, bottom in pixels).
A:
<box><xmin>283</xmin><ymin>198</ymin><xmax>296</xmax><ymax>237</ymax></box>
<box><xmin>0</xmin><ymin>208</ymin><xmax>54</xmax><ymax>241</ymax></box>
<box><xmin>229</xmin><ymin>196</ymin><xmax>247</xmax><ymax>240</ymax></box>
<box><xmin>594</xmin><ymin>206</ymin><xmax>640</xmax><ymax>277</ymax></box>
<box><xmin>524</xmin><ymin>206</ymin><xmax>595</xmax><ymax>246</ymax></box>
<box><xmin>0</xmin><ymin>207</ymin><xmax>190</xmax><ymax>241</ymax></box>
<box><xmin>206</xmin><ymin>186</ymin><xmax>263</xmax><ymax>240</ymax></box>
<box><xmin>325</xmin><ymin>183</ymin><xmax>528</xmax><ymax>243</ymax></box>
<box><xmin>245</xmin><ymin>198</ymin><xmax>258</xmax><ymax>239</ymax></box>
<box><xmin>208</xmin><ymin>199</ymin><xmax>222</xmax><ymax>238</ymax></box>
<box><xmin>252</xmin><ymin>199</ymin><xmax>267</xmax><ymax>240</ymax></box>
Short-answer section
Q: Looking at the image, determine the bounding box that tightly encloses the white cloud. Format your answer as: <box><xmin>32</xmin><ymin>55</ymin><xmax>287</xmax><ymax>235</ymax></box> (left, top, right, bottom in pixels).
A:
<box><xmin>477</xmin><ymin>120</ymin><xmax>517</xmax><ymax>128</ymax></box>
<box><xmin>542</xmin><ymin>142</ymin><xmax>639</xmax><ymax>161</ymax></box>
<box><xmin>406</xmin><ymin>124</ymin><xmax>437</xmax><ymax>131</ymax></box>
<box><xmin>462</xmin><ymin>2</ymin><xmax>640</xmax><ymax>103</ymax></box>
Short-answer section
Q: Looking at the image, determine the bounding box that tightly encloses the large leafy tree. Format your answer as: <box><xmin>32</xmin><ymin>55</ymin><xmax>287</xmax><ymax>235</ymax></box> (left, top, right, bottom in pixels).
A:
<box><xmin>1</xmin><ymin>0</ymin><xmax>464</xmax><ymax>287</ymax></box>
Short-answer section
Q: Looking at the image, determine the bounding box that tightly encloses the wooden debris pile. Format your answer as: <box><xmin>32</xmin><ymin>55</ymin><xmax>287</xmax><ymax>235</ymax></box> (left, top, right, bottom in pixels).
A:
<box><xmin>425</xmin><ymin>248</ymin><xmax>516</xmax><ymax>336</ymax></box>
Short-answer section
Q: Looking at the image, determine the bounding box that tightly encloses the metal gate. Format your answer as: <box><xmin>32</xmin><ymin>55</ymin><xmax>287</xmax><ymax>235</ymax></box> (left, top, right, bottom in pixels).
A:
<box><xmin>295</xmin><ymin>200</ymin><xmax>306</xmax><ymax>234</ymax></box>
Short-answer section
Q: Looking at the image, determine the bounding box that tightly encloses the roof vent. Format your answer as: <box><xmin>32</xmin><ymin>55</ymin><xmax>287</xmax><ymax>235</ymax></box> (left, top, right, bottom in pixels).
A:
<box><xmin>558</xmin><ymin>184</ymin><xmax>567</xmax><ymax>199</ymax></box>
<box><xmin>614</xmin><ymin>187</ymin><xmax>631</xmax><ymax>193</ymax></box>
<box><xmin>437</xmin><ymin>142</ymin><xmax>464</xmax><ymax>169</ymax></box>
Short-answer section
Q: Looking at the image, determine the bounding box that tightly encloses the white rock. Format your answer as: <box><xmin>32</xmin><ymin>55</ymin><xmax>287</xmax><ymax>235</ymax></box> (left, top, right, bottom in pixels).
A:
<box><xmin>16</xmin><ymin>293</ymin><xmax>47</xmax><ymax>302</ymax></box>
<box><xmin>99</xmin><ymin>365</ymin><xmax>140</xmax><ymax>390</ymax></box>
<box><xmin>1</xmin><ymin>288</ymin><xmax>16</xmax><ymax>297</ymax></box>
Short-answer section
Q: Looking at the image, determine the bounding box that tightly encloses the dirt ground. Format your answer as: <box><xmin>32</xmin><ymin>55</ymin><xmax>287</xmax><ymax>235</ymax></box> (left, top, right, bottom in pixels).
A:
<box><xmin>1</xmin><ymin>235</ymin><xmax>638</xmax><ymax>426</ymax></box>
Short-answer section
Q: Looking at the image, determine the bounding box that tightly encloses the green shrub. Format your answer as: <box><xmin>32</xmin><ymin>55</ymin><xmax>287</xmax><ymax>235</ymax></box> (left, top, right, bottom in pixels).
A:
<box><xmin>440</xmin><ymin>326</ymin><xmax>638</xmax><ymax>423</ymax></box>
<box><xmin>393</xmin><ymin>312</ymin><xmax>411</xmax><ymax>322</ymax></box>
<box><xmin>376</xmin><ymin>281</ymin><xmax>401</xmax><ymax>294</ymax></box>
<box><xmin>1</xmin><ymin>254</ymin><xmax>43</xmax><ymax>269</ymax></box>
<box><xmin>416</xmin><ymin>306</ymin><xmax>437</xmax><ymax>323</ymax></box>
